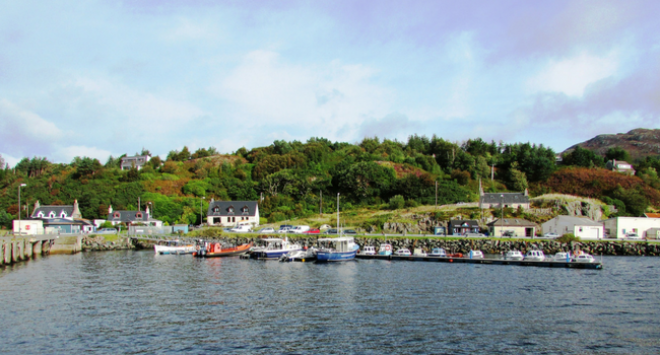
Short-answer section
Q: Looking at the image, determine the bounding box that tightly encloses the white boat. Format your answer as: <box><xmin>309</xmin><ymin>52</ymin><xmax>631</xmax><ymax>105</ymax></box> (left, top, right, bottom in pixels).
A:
<box><xmin>413</xmin><ymin>248</ymin><xmax>427</xmax><ymax>257</ymax></box>
<box><xmin>572</xmin><ymin>252</ymin><xmax>595</xmax><ymax>263</ymax></box>
<box><xmin>361</xmin><ymin>246</ymin><xmax>376</xmax><ymax>255</ymax></box>
<box><xmin>395</xmin><ymin>248</ymin><xmax>411</xmax><ymax>256</ymax></box>
<box><xmin>378</xmin><ymin>243</ymin><xmax>393</xmax><ymax>256</ymax></box>
<box><xmin>280</xmin><ymin>247</ymin><xmax>317</xmax><ymax>262</ymax></box>
<box><xmin>154</xmin><ymin>241</ymin><xmax>196</xmax><ymax>255</ymax></box>
<box><xmin>525</xmin><ymin>250</ymin><xmax>546</xmax><ymax>261</ymax></box>
<box><xmin>429</xmin><ymin>247</ymin><xmax>447</xmax><ymax>257</ymax></box>
<box><xmin>251</xmin><ymin>237</ymin><xmax>302</xmax><ymax>259</ymax></box>
<box><xmin>505</xmin><ymin>250</ymin><xmax>524</xmax><ymax>261</ymax></box>
<box><xmin>316</xmin><ymin>237</ymin><xmax>360</xmax><ymax>262</ymax></box>
<box><xmin>552</xmin><ymin>252</ymin><xmax>571</xmax><ymax>262</ymax></box>
<box><xmin>468</xmin><ymin>250</ymin><xmax>484</xmax><ymax>259</ymax></box>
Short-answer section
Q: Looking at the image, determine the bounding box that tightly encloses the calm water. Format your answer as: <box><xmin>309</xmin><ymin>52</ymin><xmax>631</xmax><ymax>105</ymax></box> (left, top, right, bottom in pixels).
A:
<box><xmin>1</xmin><ymin>251</ymin><xmax>659</xmax><ymax>354</ymax></box>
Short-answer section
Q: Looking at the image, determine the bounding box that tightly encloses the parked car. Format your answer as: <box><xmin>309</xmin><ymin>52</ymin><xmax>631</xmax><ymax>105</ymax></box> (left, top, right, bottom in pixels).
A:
<box><xmin>96</xmin><ymin>228</ymin><xmax>117</xmax><ymax>234</ymax></box>
<box><xmin>343</xmin><ymin>229</ymin><xmax>357</xmax><ymax>235</ymax></box>
<box><xmin>543</xmin><ymin>232</ymin><xmax>561</xmax><ymax>238</ymax></box>
<box><xmin>304</xmin><ymin>228</ymin><xmax>321</xmax><ymax>234</ymax></box>
<box><xmin>625</xmin><ymin>232</ymin><xmax>642</xmax><ymax>240</ymax></box>
<box><xmin>257</xmin><ymin>227</ymin><xmax>275</xmax><ymax>234</ymax></box>
<box><xmin>323</xmin><ymin>228</ymin><xmax>338</xmax><ymax>234</ymax></box>
<box><xmin>464</xmin><ymin>232</ymin><xmax>486</xmax><ymax>237</ymax></box>
<box><xmin>502</xmin><ymin>230</ymin><xmax>517</xmax><ymax>237</ymax></box>
<box><xmin>291</xmin><ymin>225</ymin><xmax>310</xmax><ymax>234</ymax></box>
<box><xmin>230</xmin><ymin>225</ymin><xmax>252</xmax><ymax>233</ymax></box>
<box><xmin>278</xmin><ymin>225</ymin><xmax>294</xmax><ymax>233</ymax></box>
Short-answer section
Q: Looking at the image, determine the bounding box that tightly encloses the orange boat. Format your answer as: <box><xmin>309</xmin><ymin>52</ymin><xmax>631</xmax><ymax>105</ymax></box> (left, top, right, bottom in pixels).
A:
<box><xmin>447</xmin><ymin>253</ymin><xmax>464</xmax><ymax>258</ymax></box>
<box><xmin>193</xmin><ymin>242</ymin><xmax>253</xmax><ymax>257</ymax></box>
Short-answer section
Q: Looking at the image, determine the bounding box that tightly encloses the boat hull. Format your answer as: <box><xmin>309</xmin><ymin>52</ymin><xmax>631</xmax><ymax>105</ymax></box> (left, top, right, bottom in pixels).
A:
<box><xmin>252</xmin><ymin>248</ymin><xmax>302</xmax><ymax>260</ymax></box>
<box><xmin>155</xmin><ymin>245</ymin><xmax>196</xmax><ymax>255</ymax></box>
<box><xmin>316</xmin><ymin>249</ymin><xmax>357</xmax><ymax>262</ymax></box>
<box><xmin>194</xmin><ymin>243</ymin><xmax>252</xmax><ymax>258</ymax></box>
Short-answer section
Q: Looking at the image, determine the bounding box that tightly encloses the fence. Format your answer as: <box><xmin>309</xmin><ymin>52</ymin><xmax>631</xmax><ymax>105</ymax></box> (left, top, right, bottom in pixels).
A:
<box><xmin>128</xmin><ymin>226</ymin><xmax>173</xmax><ymax>236</ymax></box>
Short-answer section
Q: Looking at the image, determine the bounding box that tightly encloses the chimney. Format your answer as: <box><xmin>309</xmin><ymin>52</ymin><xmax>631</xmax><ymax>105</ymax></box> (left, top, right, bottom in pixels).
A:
<box><xmin>34</xmin><ymin>200</ymin><xmax>40</xmax><ymax>213</ymax></box>
<box><xmin>108</xmin><ymin>205</ymin><xmax>113</xmax><ymax>214</ymax></box>
<box><xmin>72</xmin><ymin>199</ymin><xmax>82</xmax><ymax>218</ymax></box>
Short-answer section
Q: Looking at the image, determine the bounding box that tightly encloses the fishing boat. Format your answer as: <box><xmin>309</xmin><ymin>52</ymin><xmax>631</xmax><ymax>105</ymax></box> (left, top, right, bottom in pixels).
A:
<box><xmin>378</xmin><ymin>243</ymin><xmax>393</xmax><ymax>256</ymax></box>
<box><xmin>395</xmin><ymin>248</ymin><xmax>411</xmax><ymax>256</ymax></box>
<box><xmin>447</xmin><ymin>252</ymin><xmax>464</xmax><ymax>258</ymax></box>
<box><xmin>413</xmin><ymin>248</ymin><xmax>427</xmax><ymax>257</ymax></box>
<box><xmin>572</xmin><ymin>253</ymin><xmax>595</xmax><ymax>263</ymax></box>
<box><xmin>361</xmin><ymin>246</ymin><xmax>376</xmax><ymax>255</ymax></box>
<box><xmin>251</xmin><ymin>237</ymin><xmax>302</xmax><ymax>260</ymax></box>
<box><xmin>193</xmin><ymin>241</ymin><xmax>252</xmax><ymax>257</ymax></box>
<box><xmin>316</xmin><ymin>237</ymin><xmax>360</xmax><ymax>262</ymax></box>
<box><xmin>154</xmin><ymin>240</ymin><xmax>196</xmax><ymax>255</ymax></box>
<box><xmin>505</xmin><ymin>250</ymin><xmax>524</xmax><ymax>261</ymax></box>
<box><xmin>429</xmin><ymin>247</ymin><xmax>447</xmax><ymax>257</ymax></box>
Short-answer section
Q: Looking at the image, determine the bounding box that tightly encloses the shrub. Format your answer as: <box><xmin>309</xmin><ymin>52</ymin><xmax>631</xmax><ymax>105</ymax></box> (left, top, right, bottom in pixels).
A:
<box><xmin>389</xmin><ymin>195</ymin><xmax>405</xmax><ymax>210</ymax></box>
<box><xmin>556</xmin><ymin>233</ymin><xmax>581</xmax><ymax>243</ymax></box>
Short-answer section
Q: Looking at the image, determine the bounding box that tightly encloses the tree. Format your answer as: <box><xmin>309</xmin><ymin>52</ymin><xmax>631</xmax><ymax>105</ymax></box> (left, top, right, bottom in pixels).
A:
<box><xmin>605</xmin><ymin>147</ymin><xmax>632</xmax><ymax>162</ymax></box>
<box><xmin>562</xmin><ymin>146</ymin><xmax>605</xmax><ymax>168</ymax></box>
<box><xmin>389</xmin><ymin>195</ymin><xmax>405</xmax><ymax>210</ymax></box>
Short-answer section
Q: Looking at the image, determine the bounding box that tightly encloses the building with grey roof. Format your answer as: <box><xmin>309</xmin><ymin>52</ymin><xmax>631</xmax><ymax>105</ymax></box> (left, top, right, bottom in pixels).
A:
<box><xmin>106</xmin><ymin>205</ymin><xmax>162</xmax><ymax>226</ymax></box>
<box><xmin>487</xmin><ymin>218</ymin><xmax>538</xmax><ymax>237</ymax></box>
<box><xmin>120</xmin><ymin>155</ymin><xmax>151</xmax><ymax>170</ymax></box>
<box><xmin>541</xmin><ymin>215</ymin><xmax>604</xmax><ymax>240</ymax></box>
<box><xmin>206</xmin><ymin>200</ymin><xmax>259</xmax><ymax>227</ymax></box>
<box><xmin>31</xmin><ymin>200</ymin><xmax>82</xmax><ymax>220</ymax></box>
<box><xmin>479</xmin><ymin>180</ymin><xmax>530</xmax><ymax>210</ymax></box>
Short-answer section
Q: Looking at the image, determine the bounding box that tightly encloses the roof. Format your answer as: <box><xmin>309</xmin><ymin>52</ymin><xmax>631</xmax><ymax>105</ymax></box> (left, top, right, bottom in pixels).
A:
<box><xmin>107</xmin><ymin>210</ymin><xmax>152</xmax><ymax>223</ymax></box>
<box><xmin>207</xmin><ymin>201</ymin><xmax>258</xmax><ymax>217</ymax></box>
<box><xmin>480</xmin><ymin>192</ymin><xmax>529</xmax><ymax>205</ymax></box>
<box><xmin>544</xmin><ymin>215</ymin><xmax>603</xmax><ymax>226</ymax></box>
<box><xmin>32</xmin><ymin>205</ymin><xmax>80</xmax><ymax>219</ymax></box>
<box><xmin>487</xmin><ymin>218</ymin><xmax>537</xmax><ymax>227</ymax></box>
<box><xmin>645</xmin><ymin>213</ymin><xmax>660</xmax><ymax>218</ymax></box>
<box><xmin>449</xmin><ymin>220</ymin><xmax>479</xmax><ymax>228</ymax></box>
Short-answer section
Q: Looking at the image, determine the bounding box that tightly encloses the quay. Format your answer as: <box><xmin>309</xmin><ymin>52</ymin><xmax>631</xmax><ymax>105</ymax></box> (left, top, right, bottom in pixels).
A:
<box><xmin>356</xmin><ymin>254</ymin><xmax>603</xmax><ymax>269</ymax></box>
<box><xmin>1</xmin><ymin>234</ymin><xmax>82</xmax><ymax>266</ymax></box>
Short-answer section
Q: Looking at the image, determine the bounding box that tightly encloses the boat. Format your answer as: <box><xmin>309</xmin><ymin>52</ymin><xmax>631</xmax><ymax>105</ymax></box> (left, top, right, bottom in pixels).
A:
<box><xmin>280</xmin><ymin>247</ymin><xmax>317</xmax><ymax>262</ymax></box>
<box><xmin>193</xmin><ymin>241</ymin><xmax>252</xmax><ymax>257</ymax></box>
<box><xmin>413</xmin><ymin>248</ymin><xmax>427</xmax><ymax>257</ymax></box>
<box><xmin>316</xmin><ymin>237</ymin><xmax>360</xmax><ymax>262</ymax></box>
<box><xmin>552</xmin><ymin>251</ymin><xmax>571</xmax><ymax>262</ymax></box>
<box><xmin>361</xmin><ymin>246</ymin><xmax>376</xmax><ymax>255</ymax></box>
<box><xmin>505</xmin><ymin>250</ymin><xmax>524</xmax><ymax>261</ymax></box>
<box><xmin>378</xmin><ymin>243</ymin><xmax>393</xmax><ymax>256</ymax></box>
<box><xmin>154</xmin><ymin>240</ymin><xmax>196</xmax><ymax>255</ymax></box>
<box><xmin>572</xmin><ymin>251</ymin><xmax>595</xmax><ymax>263</ymax></box>
<box><xmin>525</xmin><ymin>250</ymin><xmax>546</xmax><ymax>261</ymax></box>
<box><xmin>395</xmin><ymin>248</ymin><xmax>411</xmax><ymax>256</ymax></box>
<box><xmin>468</xmin><ymin>250</ymin><xmax>484</xmax><ymax>259</ymax></box>
<box><xmin>429</xmin><ymin>247</ymin><xmax>447</xmax><ymax>257</ymax></box>
<box><xmin>251</xmin><ymin>237</ymin><xmax>302</xmax><ymax>259</ymax></box>
<box><xmin>447</xmin><ymin>252</ymin><xmax>464</xmax><ymax>258</ymax></box>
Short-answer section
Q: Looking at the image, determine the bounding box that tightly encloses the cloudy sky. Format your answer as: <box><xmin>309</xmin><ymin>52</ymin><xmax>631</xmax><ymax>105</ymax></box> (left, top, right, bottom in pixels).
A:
<box><xmin>1</xmin><ymin>0</ymin><xmax>659</xmax><ymax>166</ymax></box>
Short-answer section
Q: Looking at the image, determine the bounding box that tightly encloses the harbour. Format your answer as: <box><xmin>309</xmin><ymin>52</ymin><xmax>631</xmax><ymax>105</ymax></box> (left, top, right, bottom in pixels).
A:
<box><xmin>356</xmin><ymin>254</ymin><xmax>604</xmax><ymax>269</ymax></box>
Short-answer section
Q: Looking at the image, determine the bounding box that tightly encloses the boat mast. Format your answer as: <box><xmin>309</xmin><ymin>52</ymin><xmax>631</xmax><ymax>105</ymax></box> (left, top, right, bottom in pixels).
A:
<box><xmin>337</xmin><ymin>192</ymin><xmax>340</xmax><ymax>235</ymax></box>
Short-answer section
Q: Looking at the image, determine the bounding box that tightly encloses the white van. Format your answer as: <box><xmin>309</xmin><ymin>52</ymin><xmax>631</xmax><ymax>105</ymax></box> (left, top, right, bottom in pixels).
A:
<box><xmin>230</xmin><ymin>225</ymin><xmax>252</xmax><ymax>233</ymax></box>
<box><xmin>291</xmin><ymin>225</ymin><xmax>310</xmax><ymax>234</ymax></box>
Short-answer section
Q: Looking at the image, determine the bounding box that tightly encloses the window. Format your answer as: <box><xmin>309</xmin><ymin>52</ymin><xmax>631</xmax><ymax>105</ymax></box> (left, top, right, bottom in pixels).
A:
<box><xmin>114</xmin><ymin>212</ymin><xmax>120</xmax><ymax>218</ymax></box>
<box><xmin>213</xmin><ymin>207</ymin><xmax>219</xmax><ymax>213</ymax></box>
<box><xmin>61</xmin><ymin>211</ymin><xmax>67</xmax><ymax>218</ymax></box>
<box><xmin>38</xmin><ymin>212</ymin><xmax>44</xmax><ymax>218</ymax></box>
<box><xmin>49</xmin><ymin>212</ymin><xmax>55</xmax><ymax>218</ymax></box>
<box><xmin>228</xmin><ymin>206</ymin><xmax>234</xmax><ymax>213</ymax></box>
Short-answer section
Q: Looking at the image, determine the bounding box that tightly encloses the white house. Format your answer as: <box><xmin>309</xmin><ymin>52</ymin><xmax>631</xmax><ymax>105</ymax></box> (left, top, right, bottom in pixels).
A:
<box><xmin>602</xmin><ymin>216</ymin><xmax>660</xmax><ymax>239</ymax></box>
<box><xmin>479</xmin><ymin>181</ymin><xmax>530</xmax><ymax>210</ymax></box>
<box><xmin>206</xmin><ymin>200</ymin><xmax>259</xmax><ymax>227</ymax></box>
<box><xmin>12</xmin><ymin>219</ymin><xmax>44</xmax><ymax>235</ymax></box>
<box><xmin>487</xmin><ymin>218</ymin><xmax>537</xmax><ymax>237</ymax></box>
<box><xmin>120</xmin><ymin>155</ymin><xmax>151</xmax><ymax>170</ymax></box>
<box><xmin>106</xmin><ymin>205</ymin><xmax>163</xmax><ymax>227</ymax></box>
<box><xmin>606</xmin><ymin>159</ymin><xmax>635</xmax><ymax>175</ymax></box>
<box><xmin>542</xmin><ymin>215</ymin><xmax>604</xmax><ymax>240</ymax></box>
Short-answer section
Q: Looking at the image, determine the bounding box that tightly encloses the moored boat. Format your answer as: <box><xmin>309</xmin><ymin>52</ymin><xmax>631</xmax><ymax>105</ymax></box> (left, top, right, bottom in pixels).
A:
<box><xmin>378</xmin><ymin>243</ymin><xmax>393</xmax><ymax>256</ymax></box>
<box><xmin>413</xmin><ymin>248</ymin><xmax>427</xmax><ymax>257</ymax></box>
<box><xmin>361</xmin><ymin>245</ymin><xmax>376</xmax><ymax>255</ymax></box>
<box><xmin>251</xmin><ymin>237</ymin><xmax>302</xmax><ymax>260</ymax></box>
<box><xmin>193</xmin><ymin>241</ymin><xmax>252</xmax><ymax>257</ymax></box>
<box><xmin>468</xmin><ymin>250</ymin><xmax>484</xmax><ymax>259</ymax></box>
<box><xmin>505</xmin><ymin>250</ymin><xmax>524</xmax><ymax>261</ymax></box>
<box><xmin>525</xmin><ymin>250</ymin><xmax>546</xmax><ymax>261</ymax></box>
<box><xmin>572</xmin><ymin>252</ymin><xmax>595</xmax><ymax>263</ymax></box>
<box><xmin>552</xmin><ymin>251</ymin><xmax>571</xmax><ymax>262</ymax></box>
<box><xmin>429</xmin><ymin>247</ymin><xmax>447</xmax><ymax>257</ymax></box>
<box><xmin>395</xmin><ymin>248</ymin><xmax>411</xmax><ymax>256</ymax></box>
<box><xmin>280</xmin><ymin>247</ymin><xmax>317</xmax><ymax>262</ymax></box>
<box><xmin>155</xmin><ymin>240</ymin><xmax>196</xmax><ymax>255</ymax></box>
<box><xmin>316</xmin><ymin>237</ymin><xmax>360</xmax><ymax>262</ymax></box>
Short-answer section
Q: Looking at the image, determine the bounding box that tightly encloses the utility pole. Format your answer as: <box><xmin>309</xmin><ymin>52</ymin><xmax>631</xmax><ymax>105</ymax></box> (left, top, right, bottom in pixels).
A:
<box><xmin>320</xmin><ymin>190</ymin><xmax>323</xmax><ymax>216</ymax></box>
<box><xmin>18</xmin><ymin>183</ymin><xmax>26</xmax><ymax>235</ymax></box>
<box><xmin>200</xmin><ymin>196</ymin><xmax>205</xmax><ymax>227</ymax></box>
<box><xmin>337</xmin><ymin>193</ymin><xmax>340</xmax><ymax>231</ymax></box>
<box><xmin>435</xmin><ymin>181</ymin><xmax>438</xmax><ymax>209</ymax></box>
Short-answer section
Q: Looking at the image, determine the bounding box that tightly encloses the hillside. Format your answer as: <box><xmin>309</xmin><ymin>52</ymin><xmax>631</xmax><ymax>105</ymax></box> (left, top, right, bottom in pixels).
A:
<box><xmin>563</xmin><ymin>128</ymin><xmax>660</xmax><ymax>161</ymax></box>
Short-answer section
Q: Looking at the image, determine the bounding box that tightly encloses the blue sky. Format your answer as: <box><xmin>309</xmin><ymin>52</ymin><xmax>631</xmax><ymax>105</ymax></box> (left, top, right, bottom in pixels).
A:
<box><xmin>1</xmin><ymin>0</ymin><xmax>659</xmax><ymax>166</ymax></box>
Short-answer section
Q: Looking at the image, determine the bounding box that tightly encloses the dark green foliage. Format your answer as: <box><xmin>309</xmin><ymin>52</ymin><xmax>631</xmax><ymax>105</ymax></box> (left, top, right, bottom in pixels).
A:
<box><xmin>556</xmin><ymin>233</ymin><xmax>581</xmax><ymax>243</ymax></box>
<box><xmin>562</xmin><ymin>146</ymin><xmax>605</xmax><ymax>168</ymax></box>
<box><xmin>389</xmin><ymin>195</ymin><xmax>405</xmax><ymax>210</ymax></box>
<box><xmin>605</xmin><ymin>147</ymin><xmax>632</xmax><ymax>162</ymax></box>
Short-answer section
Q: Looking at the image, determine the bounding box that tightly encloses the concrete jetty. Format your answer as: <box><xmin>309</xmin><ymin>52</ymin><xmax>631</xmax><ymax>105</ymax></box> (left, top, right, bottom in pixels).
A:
<box><xmin>1</xmin><ymin>234</ymin><xmax>82</xmax><ymax>266</ymax></box>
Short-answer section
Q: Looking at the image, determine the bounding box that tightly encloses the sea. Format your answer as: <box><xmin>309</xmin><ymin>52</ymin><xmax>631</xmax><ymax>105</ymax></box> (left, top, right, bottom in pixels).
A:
<box><xmin>0</xmin><ymin>251</ymin><xmax>659</xmax><ymax>354</ymax></box>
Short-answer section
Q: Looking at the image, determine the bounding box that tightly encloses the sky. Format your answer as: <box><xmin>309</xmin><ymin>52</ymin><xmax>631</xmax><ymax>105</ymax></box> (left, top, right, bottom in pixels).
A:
<box><xmin>1</xmin><ymin>0</ymin><xmax>659</xmax><ymax>167</ymax></box>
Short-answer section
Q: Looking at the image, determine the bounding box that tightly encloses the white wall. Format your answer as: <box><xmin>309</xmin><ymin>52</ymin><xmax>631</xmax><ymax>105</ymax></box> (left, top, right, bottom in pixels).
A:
<box><xmin>603</xmin><ymin>217</ymin><xmax>660</xmax><ymax>239</ymax></box>
<box><xmin>12</xmin><ymin>220</ymin><xmax>44</xmax><ymax>235</ymax></box>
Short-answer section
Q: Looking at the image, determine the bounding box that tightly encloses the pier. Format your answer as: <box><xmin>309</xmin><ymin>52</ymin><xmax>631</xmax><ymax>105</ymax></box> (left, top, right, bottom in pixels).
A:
<box><xmin>0</xmin><ymin>234</ymin><xmax>81</xmax><ymax>266</ymax></box>
<box><xmin>356</xmin><ymin>254</ymin><xmax>603</xmax><ymax>269</ymax></box>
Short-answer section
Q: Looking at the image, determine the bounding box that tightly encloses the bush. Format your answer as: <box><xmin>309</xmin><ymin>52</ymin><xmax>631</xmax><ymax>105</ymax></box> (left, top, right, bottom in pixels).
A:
<box><xmin>556</xmin><ymin>233</ymin><xmax>581</xmax><ymax>243</ymax></box>
<box><xmin>389</xmin><ymin>195</ymin><xmax>405</xmax><ymax>210</ymax></box>
<box><xmin>404</xmin><ymin>199</ymin><xmax>419</xmax><ymax>208</ymax></box>
<box><xmin>259</xmin><ymin>217</ymin><xmax>268</xmax><ymax>225</ymax></box>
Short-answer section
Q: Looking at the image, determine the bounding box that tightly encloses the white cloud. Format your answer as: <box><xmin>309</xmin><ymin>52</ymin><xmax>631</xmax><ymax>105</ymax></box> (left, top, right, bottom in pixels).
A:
<box><xmin>210</xmin><ymin>50</ymin><xmax>393</xmax><ymax>141</ymax></box>
<box><xmin>0</xmin><ymin>99</ymin><xmax>62</xmax><ymax>156</ymax></box>
<box><xmin>528</xmin><ymin>52</ymin><xmax>619</xmax><ymax>96</ymax></box>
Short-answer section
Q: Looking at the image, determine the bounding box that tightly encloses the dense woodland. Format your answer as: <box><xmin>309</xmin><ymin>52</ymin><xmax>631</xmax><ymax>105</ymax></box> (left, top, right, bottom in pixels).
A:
<box><xmin>2</xmin><ymin>135</ymin><xmax>660</xmax><ymax>229</ymax></box>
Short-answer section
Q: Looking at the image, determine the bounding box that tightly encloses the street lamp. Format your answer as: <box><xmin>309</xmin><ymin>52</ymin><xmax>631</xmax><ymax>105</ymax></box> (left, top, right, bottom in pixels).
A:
<box><xmin>18</xmin><ymin>183</ymin><xmax>26</xmax><ymax>235</ymax></box>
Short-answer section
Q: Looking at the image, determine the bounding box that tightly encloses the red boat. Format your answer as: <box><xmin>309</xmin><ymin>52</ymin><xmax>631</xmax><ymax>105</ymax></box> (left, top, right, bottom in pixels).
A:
<box><xmin>193</xmin><ymin>242</ymin><xmax>253</xmax><ymax>257</ymax></box>
<box><xmin>447</xmin><ymin>253</ymin><xmax>464</xmax><ymax>258</ymax></box>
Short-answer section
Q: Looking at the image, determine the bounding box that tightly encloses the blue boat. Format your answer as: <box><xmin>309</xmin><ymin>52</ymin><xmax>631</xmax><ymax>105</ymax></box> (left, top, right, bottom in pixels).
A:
<box><xmin>377</xmin><ymin>243</ymin><xmax>393</xmax><ymax>256</ymax></box>
<box><xmin>316</xmin><ymin>237</ymin><xmax>360</xmax><ymax>262</ymax></box>
<box><xmin>251</xmin><ymin>237</ymin><xmax>302</xmax><ymax>260</ymax></box>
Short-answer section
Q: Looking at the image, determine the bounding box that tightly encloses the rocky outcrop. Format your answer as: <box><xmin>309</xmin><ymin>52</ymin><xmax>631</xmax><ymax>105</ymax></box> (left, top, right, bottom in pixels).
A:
<box><xmin>563</xmin><ymin>201</ymin><xmax>603</xmax><ymax>221</ymax></box>
<box><xmin>82</xmin><ymin>235</ymin><xmax>135</xmax><ymax>251</ymax></box>
<box><xmin>562</xmin><ymin>128</ymin><xmax>660</xmax><ymax>160</ymax></box>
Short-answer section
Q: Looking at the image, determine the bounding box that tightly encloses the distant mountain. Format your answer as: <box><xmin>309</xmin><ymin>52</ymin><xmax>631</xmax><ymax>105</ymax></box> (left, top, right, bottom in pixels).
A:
<box><xmin>563</xmin><ymin>128</ymin><xmax>660</xmax><ymax>161</ymax></box>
